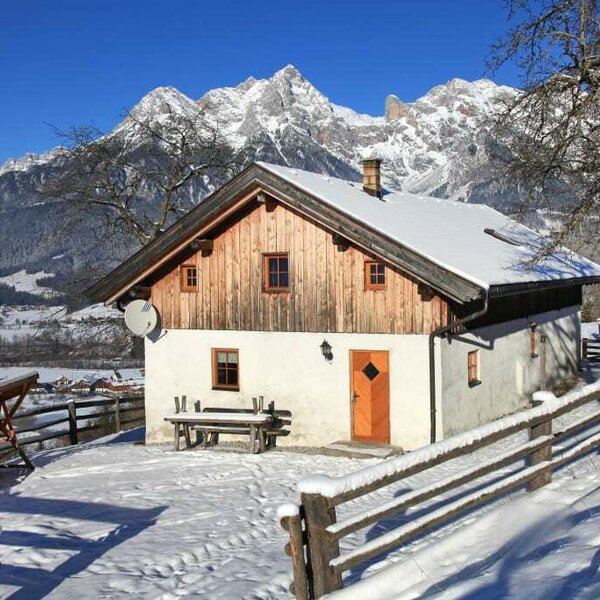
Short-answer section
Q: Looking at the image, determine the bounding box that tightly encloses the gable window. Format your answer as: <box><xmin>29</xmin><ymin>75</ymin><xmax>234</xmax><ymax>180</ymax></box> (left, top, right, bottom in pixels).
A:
<box><xmin>365</xmin><ymin>261</ymin><xmax>386</xmax><ymax>290</ymax></box>
<box><xmin>263</xmin><ymin>253</ymin><xmax>289</xmax><ymax>291</ymax></box>
<box><xmin>467</xmin><ymin>350</ymin><xmax>481</xmax><ymax>386</ymax></box>
<box><xmin>181</xmin><ymin>265</ymin><xmax>198</xmax><ymax>292</ymax></box>
<box><xmin>212</xmin><ymin>349</ymin><xmax>239</xmax><ymax>390</ymax></box>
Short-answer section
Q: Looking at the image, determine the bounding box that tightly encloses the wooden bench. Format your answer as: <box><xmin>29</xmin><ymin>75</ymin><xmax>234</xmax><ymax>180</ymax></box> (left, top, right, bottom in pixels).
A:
<box><xmin>200</xmin><ymin>406</ymin><xmax>291</xmax><ymax>449</ymax></box>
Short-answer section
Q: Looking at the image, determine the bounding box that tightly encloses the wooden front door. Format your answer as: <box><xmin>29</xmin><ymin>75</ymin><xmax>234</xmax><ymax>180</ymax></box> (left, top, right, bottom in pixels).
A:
<box><xmin>350</xmin><ymin>350</ymin><xmax>390</xmax><ymax>443</ymax></box>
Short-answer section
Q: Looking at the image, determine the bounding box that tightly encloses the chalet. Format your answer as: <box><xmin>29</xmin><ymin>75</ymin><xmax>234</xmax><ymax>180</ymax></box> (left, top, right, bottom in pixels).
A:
<box><xmin>53</xmin><ymin>375</ymin><xmax>72</xmax><ymax>393</ymax></box>
<box><xmin>91</xmin><ymin>378</ymin><xmax>114</xmax><ymax>394</ymax></box>
<box><xmin>114</xmin><ymin>368</ymin><xmax>145</xmax><ymax>384</ymax></box>
<box><xmin>87</xmin><ymin>161</ymin><xmax>600</xmax><ymax>450</ymax></box>
<box><xmin>68</xmin><ymin>379</ymin><xmax>92</xmax><ymax>394</ymax></box>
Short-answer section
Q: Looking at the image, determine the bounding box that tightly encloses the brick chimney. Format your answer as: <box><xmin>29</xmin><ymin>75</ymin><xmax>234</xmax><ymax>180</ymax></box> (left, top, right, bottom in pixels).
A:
<box><xmin>362</xmin><ymin>158</ymin><xmax>382</xmax><ymax>198</ymax></box>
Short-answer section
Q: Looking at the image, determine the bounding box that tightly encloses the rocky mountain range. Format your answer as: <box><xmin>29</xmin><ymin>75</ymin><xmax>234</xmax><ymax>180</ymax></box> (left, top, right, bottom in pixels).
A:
<box><xmin>0</xmin><ymin>65</ymin><xmax>532</xmax><ymax>302</ymax></box>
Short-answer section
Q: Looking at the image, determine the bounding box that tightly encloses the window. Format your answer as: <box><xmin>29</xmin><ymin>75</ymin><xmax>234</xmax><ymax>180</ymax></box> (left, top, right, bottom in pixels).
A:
<box><xmin>181</xmin><ymin>265</ymin><xmax>198</xmax><ymax>292</ymax></box>
<box><xmin>467</xmin><ymin>350</ymin><xmax>480</xmax><ymax>386</ymax></box>
<box><xmin>365</xmin><ymin>261</ymin><xmax>386</xmax><ymax>290</ymax></box>
<box><xmin>212</xmin><ymin>349</ymin><xmax>239</xmax><ymax>390</ymax></box>
<box><xmin>263</xmin><ymin>253</ymin><xmax>289</xmax><ymax>291</ymax></box>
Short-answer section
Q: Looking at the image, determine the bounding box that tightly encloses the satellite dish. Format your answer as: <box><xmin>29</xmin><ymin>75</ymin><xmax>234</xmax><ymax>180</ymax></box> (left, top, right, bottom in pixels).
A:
<box><xmin>124</xmin><ymin>300</ymin><xmax>159</xmax><ymax>337</ymax></box>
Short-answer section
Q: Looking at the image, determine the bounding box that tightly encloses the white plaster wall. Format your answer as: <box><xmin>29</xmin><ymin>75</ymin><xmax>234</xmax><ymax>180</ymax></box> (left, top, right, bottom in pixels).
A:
<box><xmin>145</xmin><ymin>330</ymin><xmax>432</xmax><ymax>450</ymax></box>
<box><xmin>439</xmin><ymin>305</ymin><xmax>580</xmax><ymax>438</ymax></box>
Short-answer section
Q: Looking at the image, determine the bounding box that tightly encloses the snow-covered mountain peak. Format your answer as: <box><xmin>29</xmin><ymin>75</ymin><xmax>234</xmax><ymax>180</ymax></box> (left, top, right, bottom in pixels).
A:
<box><xmin>129</xmin><ymin>86</ymin><xmax>199</xmax><ymax>121</ymax></box>
<box><xmin>0</xmin><ymin>67</ymin><xmax>531</xmax><ymax>285</ymax></box>
<box><xmin>272</xmin><ymin>63</ymin><xmax>304</xmax><ymax>82</ymax></box>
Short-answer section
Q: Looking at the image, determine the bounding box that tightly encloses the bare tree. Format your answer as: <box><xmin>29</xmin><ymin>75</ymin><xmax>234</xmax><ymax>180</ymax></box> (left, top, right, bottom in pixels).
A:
<box><xmin>42</xmin><ymin>100</ymin><xmax>234</xmax><ymax>246</ymax></box>
<box><xmin>488</xmin><ymin>0</ymin><xmax>600</xmax><ymax>258</ymax></box>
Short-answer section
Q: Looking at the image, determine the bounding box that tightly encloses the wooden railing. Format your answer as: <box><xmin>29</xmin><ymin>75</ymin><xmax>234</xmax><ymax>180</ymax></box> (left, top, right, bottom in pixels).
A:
<box><xmin>279</xmin><ymin>382</ymin><xmax>600</xmax><ymax>599</ymax></box>
<box><xmin>583</xmin><ymin>337</ymin><xmax>600</xmax><ymax>362</ymax></box>
<box><xmin>0</xmin><ymin>394</ymin><xmax>145</xmax><ymax>459</ymax></box>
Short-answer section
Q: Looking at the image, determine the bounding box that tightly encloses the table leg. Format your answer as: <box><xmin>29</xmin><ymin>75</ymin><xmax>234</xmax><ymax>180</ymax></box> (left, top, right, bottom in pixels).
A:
<box><xmin>174</xmin><ymin>423</ymin><xmax>180</xmax><ymax>451</ymax></box>
<box><xmin>258</xmin><ymin>426</ymin><xmax>266</xmax><ymax>453</ymax></box>
<box><xmin>249</xmin><ymin>425</ymin><xmax>257</xmax><ymax>453</ymax></box>
<box><xmin>184</xmin><ymin>424</ymin><xmax>192</xmax><ymax>448</ymax></box>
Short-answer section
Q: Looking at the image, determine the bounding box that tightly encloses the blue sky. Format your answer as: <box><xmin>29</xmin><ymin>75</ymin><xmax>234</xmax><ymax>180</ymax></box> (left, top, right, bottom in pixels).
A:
<box><xmin>0</xmin><ymin>0</ymin><xmax>518</xmax><ymax>163</ymax></box>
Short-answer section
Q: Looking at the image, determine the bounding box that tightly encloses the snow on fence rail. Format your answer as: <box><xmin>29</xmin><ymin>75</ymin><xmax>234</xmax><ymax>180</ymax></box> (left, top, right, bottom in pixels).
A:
<box><xmin>0</xmin><ymin>394</ymin><xmax>145</xmax><ymax>458</ymax></box>
<box><xmin>279</xmin><ymin>381</ymin><xmax>600</xmax><ymax>599</ymax></box>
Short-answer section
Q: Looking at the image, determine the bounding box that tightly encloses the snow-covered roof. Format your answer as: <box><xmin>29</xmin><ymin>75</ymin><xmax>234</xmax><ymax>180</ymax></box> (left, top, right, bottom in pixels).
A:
<box><xmin>113</xmin><ymin>368</ymin><xmax>144</xmax><ymax>382</ymax></box>
<box><xmin>258</xmin><ymin>162</ymin><xmax>600</xmax><ymax>290</ymax></box>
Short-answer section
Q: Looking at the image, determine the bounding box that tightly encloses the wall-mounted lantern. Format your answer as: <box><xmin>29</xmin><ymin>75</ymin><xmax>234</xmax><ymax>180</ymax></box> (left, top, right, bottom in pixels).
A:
<box><xmin>320</xmin><ymin>339</ymin><xmax>333</xmax><ymax>362</ymax></box>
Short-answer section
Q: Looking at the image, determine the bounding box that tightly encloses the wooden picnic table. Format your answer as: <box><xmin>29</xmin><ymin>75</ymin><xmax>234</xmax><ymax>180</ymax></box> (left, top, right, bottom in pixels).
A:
<box><xmin>164</xmin><ymin>411</ymin><xmax>275</xmax><ymax>454</ymax></box>
<box><xmin>0</xmin><ymin>371</ymin><xmax>39</xmax><ymax>469</ymax></box>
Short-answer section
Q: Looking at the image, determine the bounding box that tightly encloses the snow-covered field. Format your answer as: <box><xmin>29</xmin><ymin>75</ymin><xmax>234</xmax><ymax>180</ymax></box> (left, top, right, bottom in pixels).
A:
<box><xmin>0</xmin><ymin>270</ymin><xmax>57</xmax><ymax>298</ymax></box>
<box><xmin>1</xmin><ymin>395</ymin><xmax>600</xmax><ymax>600</ymax></box>
<box><xmin>0</xmin><ymin>303</ymin><xmax>121</xmax><ymax>342</ymax></box>
<box><xmin>0</xmin><ymin>366</ymin><xmax>113</xmax><ymax>384</ymax></box>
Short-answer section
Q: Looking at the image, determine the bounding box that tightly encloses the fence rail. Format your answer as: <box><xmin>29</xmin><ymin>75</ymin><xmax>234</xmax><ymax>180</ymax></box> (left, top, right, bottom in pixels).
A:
<box><xmin>0</xmin><ymin>394</ymin><xmax>145</xmax><ymax>457</ymax></box>
<box><xmin>279</xmin><ymin>382</ymin><xmax>600</xmax><ymax>598</ymax></box>
<box><xmin>583</xmin><ymin>337</ymin><xmax>600</xmax><ymax>362</ymax></box>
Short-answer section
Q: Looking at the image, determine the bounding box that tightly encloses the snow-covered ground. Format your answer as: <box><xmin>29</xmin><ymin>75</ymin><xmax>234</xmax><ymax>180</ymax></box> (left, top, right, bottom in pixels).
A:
<box><xmin>582</xmin><ymin>320</ymin><xmax>600</xmax><ymax>340</ymax></box>
<box><xmin>0</xmin><ymin>366</ymin><xmax>113</xmax><ymax>384</ymax></box>
<box><xmin>0</xmin><ymin>432</ymin><xmax>371</xmax><ymax>599</ymax></box>
<box><xmin>0</xmin><ymin>270</ymin><xmax>57</xmax><ymax>298</ymax></box>
<box><xmin>1</xmin><ymin>399</ymin><xmax>600</xmax><ymax>600</ymax></box>
<box><xmin>328</xmin><ymin>453</ymin><xmax>600</xmax><ymax>600</ymax></box>
<box><xmin>0</xmin><ymin>304</ymin><xmax>121</xmax><ymax>342</ymax></box>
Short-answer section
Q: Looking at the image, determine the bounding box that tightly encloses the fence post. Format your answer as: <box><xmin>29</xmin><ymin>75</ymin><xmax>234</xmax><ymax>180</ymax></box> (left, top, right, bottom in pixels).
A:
<box><xmin>114</xmin><ymin>396</ymin><xmax>121</xmax><ymax>432</ymax></box>
<box><xmin>528</xmin><ymin>414</ymin><xmax>553</xmax><ymax>491</ymax></box>
<box><xmin>583</xmin><ymin>338</ymin><xmax>588</xmax><ymax>360</ymax></box>
<box><xmin>281</xmin><ymin>511</ymin><xmax>310</xmax><ymax>600</ymax></box>
<box><xmin>301</xmin><ymin>492</ymin><xmax>342</xmax><ymax>596</ymax></box>
<box><xmin>67</xmin><ymin>400</ymin><xmax>78</xmax><ymax>445</ymax></box>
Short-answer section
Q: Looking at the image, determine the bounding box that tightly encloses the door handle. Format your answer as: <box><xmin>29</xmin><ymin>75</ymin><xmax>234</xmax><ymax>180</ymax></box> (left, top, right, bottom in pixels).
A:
<box><xmin>352</xmin><ymin>391</ymin><xmax>359</xmax><ymax>402</ymax></box>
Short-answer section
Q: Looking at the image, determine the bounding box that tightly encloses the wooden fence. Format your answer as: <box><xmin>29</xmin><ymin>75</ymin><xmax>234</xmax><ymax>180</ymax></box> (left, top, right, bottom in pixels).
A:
<box><xmin>279</xmin><ymin>382</ymin><xmax>600</xmax><ymax>599</ymax></box>
<box><xmin>583</xmin><ymin>337</ymin><xmax>600</xmax><ymax>362</ymax></box>
<box><xmin>0</xmin><ymin>394</ymin><xmax>145</xmax><ymax>460</ymax></box>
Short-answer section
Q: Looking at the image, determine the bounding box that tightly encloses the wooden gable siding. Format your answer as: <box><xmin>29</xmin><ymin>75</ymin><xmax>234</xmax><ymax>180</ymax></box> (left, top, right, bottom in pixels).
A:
<box><xmin>150</xmin><ymin>199</ymin><xmax>449</xmax><ymax>334</ymax></box>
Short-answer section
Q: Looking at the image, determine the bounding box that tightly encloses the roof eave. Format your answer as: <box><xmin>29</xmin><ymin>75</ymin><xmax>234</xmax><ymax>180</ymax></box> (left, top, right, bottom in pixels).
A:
<box><xmin>488</xmin><ymin>275</ymin><xmax>600</xmax><ymax>298</ymax></box>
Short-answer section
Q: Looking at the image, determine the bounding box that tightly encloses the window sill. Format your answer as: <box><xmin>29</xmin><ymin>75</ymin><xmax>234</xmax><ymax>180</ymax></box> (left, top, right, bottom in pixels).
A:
<box><xmin>468</xmin><ymin>380</ymin><xmax>482</xmax><ymax>388</ymax></box>
<box><xmin>263</xmin><ymin>288</ymin><xmax>290</xmax><ymax>293</ymax></box>
<box><xmin>212</xmin><ymin>386</ymin><xmax>240</xmax><ymax>392</ymax></box>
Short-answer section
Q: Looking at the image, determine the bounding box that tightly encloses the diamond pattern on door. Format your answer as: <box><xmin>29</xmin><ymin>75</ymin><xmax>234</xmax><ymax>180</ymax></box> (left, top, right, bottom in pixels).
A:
<box><xmin>362</xmin><ymin>362</ymin><xmax>380</xmax><ymax>381</ymax></box>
